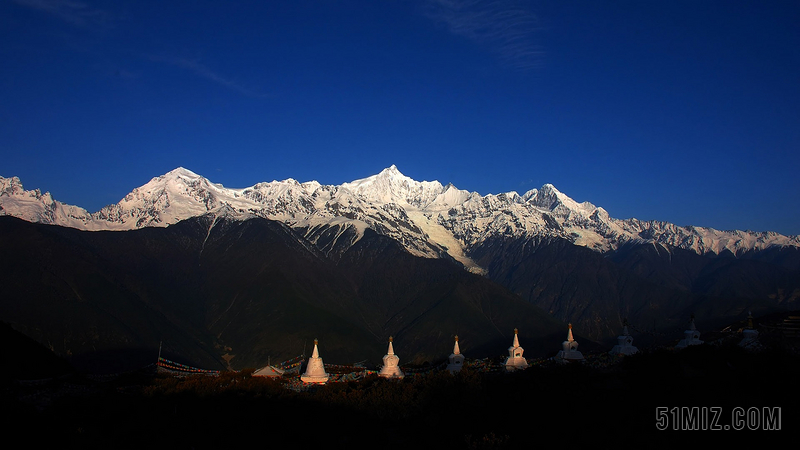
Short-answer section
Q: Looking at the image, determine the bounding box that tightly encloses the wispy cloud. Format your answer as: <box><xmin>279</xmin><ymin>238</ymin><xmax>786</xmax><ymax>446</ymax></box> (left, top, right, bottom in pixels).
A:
<box><xmin>11</xmin><ymin>0</ymin><xmax>111</xmax><ymax>27</ymax></box>
<box><xmin>151</xmin><ymin>55</ymin><xmax>269</xmax><ymax>99</ymax></box>
<box><xmin>423</xmin><ymin>0</ymin><xmax>544</xmax><ymax>70</ymax></box>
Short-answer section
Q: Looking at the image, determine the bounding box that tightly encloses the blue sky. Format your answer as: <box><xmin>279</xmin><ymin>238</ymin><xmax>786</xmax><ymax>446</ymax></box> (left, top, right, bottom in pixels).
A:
<box><xmin>2</xmin><ymin>1</ymin><xmax>798</xmax><ymax>235</ymax></box>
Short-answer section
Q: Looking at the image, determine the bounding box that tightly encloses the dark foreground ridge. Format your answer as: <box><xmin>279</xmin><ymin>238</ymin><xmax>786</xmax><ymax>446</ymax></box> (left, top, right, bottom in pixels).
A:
<box><xmin>5</xmin><ymin>322</ymin><xmax>798</xmax><ymax>449</ymax></box>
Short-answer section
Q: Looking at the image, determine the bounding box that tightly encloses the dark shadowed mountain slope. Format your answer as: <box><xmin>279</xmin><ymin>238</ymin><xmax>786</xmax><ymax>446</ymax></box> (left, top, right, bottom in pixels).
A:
<box><xmin>336</xmin><ymin>229</ymin><xmax>566</xmax><ymax>363</ymax></box>
<box><xmin>0</xmin><ymin>216</ymin><xmax>214</xmax><ymax>373</ymax></box>
<box><xmin>0</xmin><ymin>321</ymin><xmax>74</xmax><ymax>381</ymax></box>
<box><xmin>469</xmin><ymin>236</ymin><xmax>800</xmax><ymax>344</ymax></box>
<box><xmin>0</xmin><ymin>215</ymin><xmax>386</xmax><ymax>371</ymax></box>
<box><xmin>0</xmin><ymin>216</ymin><xmax>567</xmax><ymax>373</ymax></box>
<box><xmin>6</xmin><ymin>210</ymin><xmax>795</xmax><ymax>373</ymax></box>
<box><xmin>607</xmin><ymin>242</ymin><xmax>800</xmax><ymax>328</ymax></box>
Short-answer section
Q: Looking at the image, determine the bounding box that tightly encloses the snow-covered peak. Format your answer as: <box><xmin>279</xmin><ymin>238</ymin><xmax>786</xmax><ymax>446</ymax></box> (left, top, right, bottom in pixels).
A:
<box><xmin>342</xmin><ymin>165</ymin><xmax>411</xmax><ymax>192</ymax></box>
<box><xmin>125</xmin><ymin>168</ymin><xmax>218</xmax><ymax>202</ymax></box>
<box><xmin>0</xmin><ymin>175</ymin><xmax>94</xmax><ymax>228</ymax></box>
<box><xmin>382</xmin><ymin>164</ymin><xmax>401</xmax><ymax>175</ymax></box>
<box><xmin>165</xmin><ymin>167</ymin><xmax>202</xmax><ymax>179</ymax></box>
<box><xmin>526</xmin><ymin>183</ymin><xmax>565</xmax><ymax>209</ymax></box>
<box><xmin>341</xmin><ymin>165</ymin><xmax>445</xmax><ymax>208</ymax></box>
<box><xmin>427</xmin><ymin>183</ymin><xmax>474</xmax><ymax>210</ymax></box>
<box><xmin>91</xmin><ymin>168</ymin><xmax>228</xmax><ymax>229</ymax></box>
<box><xmin>521</xmin><ymin>187</ymin><xmax>538</xmax><ymax>202</ymax></box>
<box><xmin>525</xmin><ymin>183</ymin><xmax>598</xmax><ymax>217</ymax></box>
<box><xmin>1</xmin><ymin>175</ymin><xmax>25</xmax><ymax>196</ymax></box>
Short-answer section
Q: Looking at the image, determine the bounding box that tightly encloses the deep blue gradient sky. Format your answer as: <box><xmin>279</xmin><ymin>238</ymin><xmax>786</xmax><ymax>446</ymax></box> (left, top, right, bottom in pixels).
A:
<box><xmin>2</xmin><ymin>1</ymin><xmax>799</xmax><ymax>235</ymax></box>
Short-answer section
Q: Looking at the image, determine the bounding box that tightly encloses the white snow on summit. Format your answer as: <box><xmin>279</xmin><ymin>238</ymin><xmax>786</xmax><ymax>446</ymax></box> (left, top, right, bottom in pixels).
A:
<box><xmin>2</xmin><ymin>166</ymin><xmax>798</xmax><ymax>269</ymax></box>
<box><xmin>340</xmin><ymin>165</ymin><xmax>447</xmax><ymax>208</ymax></box>
<box><xmin>0</xmin><ymin>175</ymin><xmax>95</xmax><ymax>228</ymax></box>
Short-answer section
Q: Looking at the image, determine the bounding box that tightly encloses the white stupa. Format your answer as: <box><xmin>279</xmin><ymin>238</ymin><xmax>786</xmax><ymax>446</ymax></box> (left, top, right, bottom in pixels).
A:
<box><xmin>610</xmin><ymin>319</ymin><xmax>639</xmax><ymax>356</ymax></box>
<box><xmin>675</xmin><ymin>315</ymin><xmax>704</xmax><ymax>349</ymax></box>
<box><xmin>739</xmin><ymin>311</ymin><xmax>762</xmax><ymax>350</ymax></box>
<box><xmin>300</xmin><ymin>339</ymin><xmax>329</xmax><ymax>384</ymax></box>
<box><xmin>505</xmin><ymin>328</ymin><xmax>528</xmax><ymax>371</ymax></box>
<box><xmin>378</xmin><ymin>337</ymin><xmax>404</xmax><ymax>379</ymax></box>
<box><xmin>446</xmin><ymin>335</ymin><xmax>465</xmax><ymax>374</ymax></box>
<box><xmin>556</xmin><ymin>323</ymin><xmax>584</xmax><ymax>362</ymax></box>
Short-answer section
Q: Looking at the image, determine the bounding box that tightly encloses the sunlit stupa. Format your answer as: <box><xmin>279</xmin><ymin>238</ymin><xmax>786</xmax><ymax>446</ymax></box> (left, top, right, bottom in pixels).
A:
<box><xmin>505</xmin><ymin>328</ymin><xmax>528</xmax><ymax>371</ymax></box>
<box><xmin>300</xmin><ymin>339</ymin><xmax>329</xmax><ymax>384</ymax></box>
<box><xmin>556</xmin><ymin>323</ymin><xmax>584</xmax><ymax>362</ymax></box>
<box><xmin>378</xmin><ymin>337</ymin><xmax>404</xmax><ymax>379</ymax></box>
<box><xmin>446</xmin><ymin>335</ymin><xmax>465</xmax><ymax>374</ymax></box>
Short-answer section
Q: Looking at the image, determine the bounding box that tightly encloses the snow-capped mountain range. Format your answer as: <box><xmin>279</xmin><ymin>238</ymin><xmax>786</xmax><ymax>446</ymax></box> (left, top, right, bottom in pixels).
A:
<box><xmin>2</xmin><ymin>166</ymin><xmax>797</xmax><ymax>272</ymax></box>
